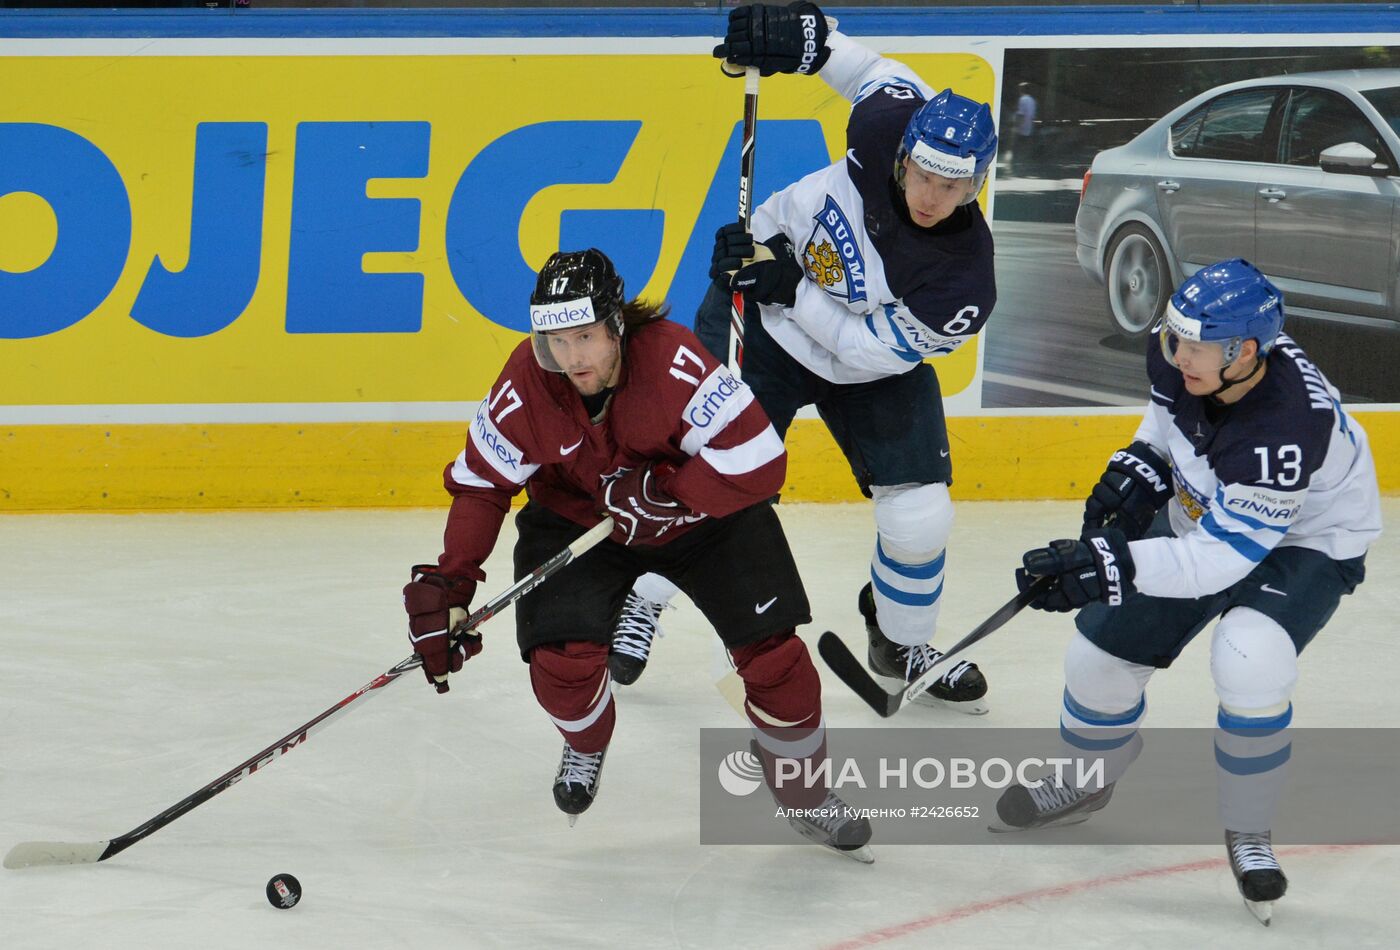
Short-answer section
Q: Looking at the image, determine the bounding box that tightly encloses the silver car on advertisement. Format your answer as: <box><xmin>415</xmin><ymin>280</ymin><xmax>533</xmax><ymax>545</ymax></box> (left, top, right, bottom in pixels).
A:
<box><xmin>1076</xmin><ymin>69</ymin><xmax>1400</xmax><ymax>338</ymax></box>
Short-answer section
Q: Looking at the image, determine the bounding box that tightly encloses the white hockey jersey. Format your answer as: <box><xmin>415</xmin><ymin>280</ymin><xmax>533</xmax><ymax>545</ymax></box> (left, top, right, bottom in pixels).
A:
<box><xmin>750</xmin><ymin>32</ymin><xmax>997</xmax><ymax>384</ymax></box>
<box><xmin>1129</xmin><ymin>335</ymin><xmax>1381</xmax><ymax>599</ymax></box>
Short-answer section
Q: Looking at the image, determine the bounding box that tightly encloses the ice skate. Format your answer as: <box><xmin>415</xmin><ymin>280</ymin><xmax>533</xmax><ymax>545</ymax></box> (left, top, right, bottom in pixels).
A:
<box><xmin>552</xmin><ymin>741</ymin><xmax>607</xmax><ymax>827</ymax></box>
<box><xmin>860</xmin><ymin>583</ymin><xmax>988</xmax><ymax>714</ymax></box>
<box><xmin>990</xmin><ymin>777</ymin><xmax>1115</xmax><ymax>832</ymax></box>
<box><xmin>608</xmin><ymin>591</ymin><xmax>667</xmax><ymax>687</ymax></box>
<box><xmin>1226</xmin><ymin>830</ymin><xmax>1288</xmax><ymax>926</ymax></box>
<box><xmin>781</xmin><ymin>789</ymin><xmax>875</xmax><ymax>864</ymax></box>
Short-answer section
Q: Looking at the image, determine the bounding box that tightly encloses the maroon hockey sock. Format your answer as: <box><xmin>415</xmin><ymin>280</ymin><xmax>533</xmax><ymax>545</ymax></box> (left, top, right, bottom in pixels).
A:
<box><xmin>529</xmin><ymin>642</ymin><xmax>615</xmax><ymax>755</ymax></box>
<box><xmin>732</xmin><ymin>631</ymin><xmax>827</xmax><ymax>807</ymax></box>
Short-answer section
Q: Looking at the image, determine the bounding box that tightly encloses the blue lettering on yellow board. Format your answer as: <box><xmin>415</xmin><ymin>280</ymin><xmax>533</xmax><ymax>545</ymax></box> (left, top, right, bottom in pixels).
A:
<box><xmin>0</xmin><ymin>123</ymin><xmax>132</xmax><ymax>339</ymax></box>
<box><xmin>287</xmin><ymin>120</ymin><xmax>430</xmax><ymax>333</ymax></box>
<box><xmin>448</xmin><ymin>120</ymin><xmax>645</xmax><ymax>334</ymax></box>
<box><xmin>130</xmin><ymin>122</ymin><xmax>268</xmax><ymax>337</ymax></box>
<box><xmin>666</xmin><ymin>118</ymin><xmax>830</xmax><ymax>327</ymax></box>
<box><xmin>0</xmin><ymin>117</ymin><xmax>831</xmax><ymax>338</ymax></box>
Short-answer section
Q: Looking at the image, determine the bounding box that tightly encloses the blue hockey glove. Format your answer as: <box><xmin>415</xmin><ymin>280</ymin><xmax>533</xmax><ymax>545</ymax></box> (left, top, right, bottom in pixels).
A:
<box><xmin>711</xmin><ymin>223</ymin><xmax>803</xmax><ymax>307</ymax></box>
<box><xmin>1083</xmin><ymin>441</ymin><xmax>1172</xmax><ymax>540</ymax></box>
<box><xmin>1016</xmin><ymin>529</ymin><xmax>1135</xmax><ymax>612</ymax></box>
<box><xmin>712</xmin><ymin>2</ymin><xmax>831</xmax><ymax>78</ymax></box>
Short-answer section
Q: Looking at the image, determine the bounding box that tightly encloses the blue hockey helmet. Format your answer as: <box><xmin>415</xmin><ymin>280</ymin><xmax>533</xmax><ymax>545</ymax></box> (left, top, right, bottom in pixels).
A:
<box><xmin>1160</xmin><ymin>258</ymin><xmax>1284</xmax><ymax>369</ymax></box>
<box><xmin>895</xmin><ymin>88</ymin><xmax>998</xmax><ymax>205</ymax></box>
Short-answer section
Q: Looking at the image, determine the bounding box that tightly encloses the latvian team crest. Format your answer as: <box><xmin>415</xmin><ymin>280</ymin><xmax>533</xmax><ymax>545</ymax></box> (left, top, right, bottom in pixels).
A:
<box><xmin>802</xmin><ymin>196</ymin><xmax>868</xmax><ymax>304</ymax></box>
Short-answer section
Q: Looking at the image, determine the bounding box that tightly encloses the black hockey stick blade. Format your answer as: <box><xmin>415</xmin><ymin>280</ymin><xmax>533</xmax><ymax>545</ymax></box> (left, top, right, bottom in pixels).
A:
<box><xmin>818</xmin><ymin>575</ymin><xmax>1054</xmax><ymax>718</ymax></box>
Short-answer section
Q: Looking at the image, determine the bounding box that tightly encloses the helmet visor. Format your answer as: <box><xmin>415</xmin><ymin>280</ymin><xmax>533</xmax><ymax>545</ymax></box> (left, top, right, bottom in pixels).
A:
<box><xmin>1160</xmin><ymin>304</ymin><xmax>1235</xmax><ymax>370</ymax></box>
<box><xmin>529</xmin><ymin>295</ymin><xmax>600</xmax><ymax>373</ymax></box>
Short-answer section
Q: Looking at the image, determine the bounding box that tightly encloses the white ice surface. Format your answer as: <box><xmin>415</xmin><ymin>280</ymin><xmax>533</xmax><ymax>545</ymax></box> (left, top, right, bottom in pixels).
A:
<box><xmin>2</xmin><ymin>501</ymin><xmax>1396</xmax><ymax>949</ymax></box>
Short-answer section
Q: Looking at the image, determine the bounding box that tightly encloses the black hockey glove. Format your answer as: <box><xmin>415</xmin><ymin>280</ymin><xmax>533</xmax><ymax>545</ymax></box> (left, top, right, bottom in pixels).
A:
<box><xmin>403</xmin><ymin>566</ymin><xmax>481</xmax><ymax>693</ymax></box>
<box><xmin>710</xmin><ymin>223</ymin><xmax>804</xmax><ymax>308</ymax></box>
<box><xmin>712</xmin><ymin>2</ymin><xmax>831</xmax><ymax>77</ymax></box>
<box><xmin>1016</xmin><ymin>529</ymin><xmax>1135</xmax><ymax>612</ymax></box>
<box><xmin>1082</xmin><ymin>440</ymin><xmax>1172</xmax><ymax>541</ymax></box>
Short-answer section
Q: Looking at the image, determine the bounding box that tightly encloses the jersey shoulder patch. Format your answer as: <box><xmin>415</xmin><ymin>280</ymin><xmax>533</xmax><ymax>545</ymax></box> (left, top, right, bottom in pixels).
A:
<box><xmin>798</xmin><ymin>194</ymin><xmax>870</xmax><ymax>304</ymax></box>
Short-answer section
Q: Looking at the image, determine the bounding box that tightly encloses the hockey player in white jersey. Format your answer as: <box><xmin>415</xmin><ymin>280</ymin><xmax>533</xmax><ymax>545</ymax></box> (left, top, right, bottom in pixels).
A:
<box><xmin>611</xmin><ymin>2</ymin><xmax>1000</xmax><ymax>714</ymax></box>
<box><xmin>997</xmin><ymin>259</ymin><xmax>1381</xmax><ymax>924</ymax></box>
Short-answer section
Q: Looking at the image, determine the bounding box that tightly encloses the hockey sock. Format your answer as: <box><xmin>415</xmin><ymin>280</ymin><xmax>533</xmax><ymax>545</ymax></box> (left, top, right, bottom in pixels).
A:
<box><xmin>732</xmin><ymin>631</ymin><xmax>826</xmax><ymax>808</ymax></box>
<box><xmin>1215</xmin><ymin>704</ymin><xmax>1292</xmax><ymax>833</ymax></box>
<box><xmin>1059</xmin><ymin>687</ymin><xmax>1146</xmax><ymax>789</ymax></box>
<box><xmin>868</xmin><ymin>483</ymin><xmax>953</xmax><ymax>646</ymax></box>
<box><xmin>529</xmin><ymin>642</ymin><xmax>615</xmax><ymax>755</ymax></box>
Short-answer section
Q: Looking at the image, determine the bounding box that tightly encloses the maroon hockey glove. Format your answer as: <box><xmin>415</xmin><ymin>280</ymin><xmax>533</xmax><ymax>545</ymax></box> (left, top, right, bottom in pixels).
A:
<box><xmin>598</xmin><ymin>463</ymin><xmax>702</xmax><ymax>546</ymax></box>
<box><xmin>712</xmin><ymin>2</ymin><xmax>831</xmax><ymax>77</ymax></box>
<box><xmin>403</xmin><ymin>566</ymin><xmax>481</xmax><ymax>693</ymax></box>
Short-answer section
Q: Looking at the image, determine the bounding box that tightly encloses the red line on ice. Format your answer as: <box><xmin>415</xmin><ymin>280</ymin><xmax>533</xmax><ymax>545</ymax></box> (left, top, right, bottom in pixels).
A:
<box><xmin>822</xmin><ymin>843</ymin><xmax>1364</xmax><ymax>949</ymax></box>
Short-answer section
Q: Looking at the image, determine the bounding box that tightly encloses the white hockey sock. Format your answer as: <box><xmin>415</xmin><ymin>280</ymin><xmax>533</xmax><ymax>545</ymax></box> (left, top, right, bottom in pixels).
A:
<box><xmin>1058</xmin><ymin>688</ymin><xmax>1146</xmax><ymax>789</ymax></box>
<box><xmin>1216</xmin><ymin>704</ymin><xmax>1292</xmax><ymax>833</ymax></box>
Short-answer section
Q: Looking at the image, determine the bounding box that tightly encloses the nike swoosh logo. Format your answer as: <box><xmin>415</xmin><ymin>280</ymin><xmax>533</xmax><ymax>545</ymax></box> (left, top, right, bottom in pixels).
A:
<box><xmin>754</xmin><ymin>597</ymin><xmax>778</xmax><ymax>614</ymax></box>
<box><xmin>1260</xmin><ymin>584</ymin><xmax>1287</xmax><ymax>596</ymax></box>
<box><xmin>846</xmin><ymin>148</ymin><xmax>863</xmax><ymax>169</ymax></box>
<box><xmin>559</xmin><ymin>436</ymin><xmax>585</xmax><ymax>456</ymax></box>
<box><xmin>940</xmin><ymin>448</ymin><xmax>950</xmax><ymax>458</ymax></box>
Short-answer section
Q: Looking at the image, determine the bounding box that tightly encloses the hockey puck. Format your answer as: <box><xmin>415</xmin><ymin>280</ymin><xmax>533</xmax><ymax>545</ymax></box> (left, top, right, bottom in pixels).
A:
<box><xmin>265</xmin><ymin>873</ymin><xmax>302</xmax><ymax>909</ymax></box>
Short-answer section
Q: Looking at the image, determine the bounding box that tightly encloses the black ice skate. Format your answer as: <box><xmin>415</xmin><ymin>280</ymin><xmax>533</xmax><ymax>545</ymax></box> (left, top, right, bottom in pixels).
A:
<box><xmin>990</xmin><ymin>777</ymin><xmax>1116</xmax><ymax>832</ymax></box>
<box><xmin>1226</xmin><ymin>830</ymin><xmax>1288</xmax><ymax>926</ymax></box>
<box><xmin>781</xmin><ymin>789</ymin><xmax>875</xmax><ymax>864</ymax></box>
<box><xmin>608</xmin><ymin>591</ymin><xmax>667</xmax><ymax>686</ymax></box>
<box><xmin>860</xmin><ymin>583</ymin><xmax>988</xmax><ymax>714</ymax></box>
<box><xmin>552</xmin><ymin>741</ymin><xmax>607</xmax><ymax>827</ymax></box>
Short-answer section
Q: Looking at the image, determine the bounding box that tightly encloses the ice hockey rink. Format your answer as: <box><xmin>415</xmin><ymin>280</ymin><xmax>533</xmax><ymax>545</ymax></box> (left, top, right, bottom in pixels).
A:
<box><xmin>2</xmin><ymin>499</ymin><xmax>1396</xmax><ymax>949</ymax></box>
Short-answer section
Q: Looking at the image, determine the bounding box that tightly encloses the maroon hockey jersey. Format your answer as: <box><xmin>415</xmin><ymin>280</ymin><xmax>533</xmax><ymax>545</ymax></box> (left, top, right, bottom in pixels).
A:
<box><xmin>435</xmin><ymin>319</ymin><xmax>787</xmax><ymax>582</ymax></box>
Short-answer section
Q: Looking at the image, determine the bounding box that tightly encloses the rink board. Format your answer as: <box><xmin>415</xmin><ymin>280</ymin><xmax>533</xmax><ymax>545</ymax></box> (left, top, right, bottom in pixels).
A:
<box><xmin>1</xmin><ymin>8</ymin><xmax>1397</xmax><ymax>509</ymax></box>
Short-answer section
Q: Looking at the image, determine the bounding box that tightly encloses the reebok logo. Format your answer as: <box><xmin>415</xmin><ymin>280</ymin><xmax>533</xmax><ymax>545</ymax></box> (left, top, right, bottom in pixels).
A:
<box><xmin>797</xmin><ymin>14</ymin><xmax>820</xmax><ymax>74</ymax></box>
<box><xmin>1090</xmin><ymin>536</ymin><xmax>1123</xmax><ymax>606</ymax></box>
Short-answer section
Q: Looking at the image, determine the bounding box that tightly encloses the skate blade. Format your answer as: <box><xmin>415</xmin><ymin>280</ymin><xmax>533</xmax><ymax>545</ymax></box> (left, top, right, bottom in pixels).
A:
<box><xmin>835</xmin><ymin>844</ymin><xmax>875</xmax><ymax>864</ymax></box>
<box><xmin>1243</xmin><ymin>897</ymin><xmax>1274</xmax><ymax>926</ymax></box>
<box><xmin>986</xmin><ymin>812</ymin><xmax>1096</xmax><ymax>834</ymax></box>
<box><xmin>874</xmin><ymin>673</ymin><xmax>990</xmax><ymax>715</ymax></box>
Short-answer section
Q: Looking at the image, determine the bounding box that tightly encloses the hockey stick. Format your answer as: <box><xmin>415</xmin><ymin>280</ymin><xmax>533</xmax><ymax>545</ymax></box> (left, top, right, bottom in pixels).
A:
<box><xmin>817</xmin><ymin>575</ymin><xmax>1053</xmax><ymax>718</ymax></box>
<box><xmin>727</xmin><ymin>66</ymin><xmax>760</xmax><ymax>374</ymax></box>
<box><xmin>3</xmin><ymin>516</ymin><xmax>615</xmax><ymax>870</ymax></box>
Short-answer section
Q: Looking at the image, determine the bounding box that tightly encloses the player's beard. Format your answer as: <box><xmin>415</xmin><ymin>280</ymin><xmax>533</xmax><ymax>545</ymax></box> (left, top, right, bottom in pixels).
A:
<box><xmin>568</xmin><ymin>345</ymin><xmax>621</xmax><ymax>396</ymax></box>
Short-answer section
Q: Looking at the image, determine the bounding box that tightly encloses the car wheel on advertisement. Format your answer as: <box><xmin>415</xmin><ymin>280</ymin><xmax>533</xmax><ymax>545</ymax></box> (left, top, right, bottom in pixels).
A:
<box><xmin>1104</xmin><ymin>223</ymin><xmax>1171</xmax><ymax>339</ymax></box>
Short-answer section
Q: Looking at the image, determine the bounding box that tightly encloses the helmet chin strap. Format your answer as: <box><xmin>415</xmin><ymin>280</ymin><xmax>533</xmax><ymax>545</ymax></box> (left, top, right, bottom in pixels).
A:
<box><xmin>1207</xmin><ymin>353</ymin><xmax>1265</xmax><ymax>402</ymax></box>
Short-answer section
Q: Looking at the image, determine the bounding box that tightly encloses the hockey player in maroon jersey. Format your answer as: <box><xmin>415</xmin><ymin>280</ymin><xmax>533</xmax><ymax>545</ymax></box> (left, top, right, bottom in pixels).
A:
<box><xmin>401</xmin><ymin>249</ymin><xmax>871</xmax><ymax>860</ymax></box>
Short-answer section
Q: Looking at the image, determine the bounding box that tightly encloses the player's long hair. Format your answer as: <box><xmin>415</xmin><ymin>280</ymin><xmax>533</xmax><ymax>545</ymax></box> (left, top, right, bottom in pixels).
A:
<box><xmin>620</xmin><ymin>298</ymin><xmax>669</xmax><ymax>331</ymax></box>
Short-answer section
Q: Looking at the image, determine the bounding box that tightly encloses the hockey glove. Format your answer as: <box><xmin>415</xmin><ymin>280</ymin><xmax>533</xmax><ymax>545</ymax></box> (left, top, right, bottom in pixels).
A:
<box><xmin>713</xmin><ymin>2</ymin><xmax>832</xmax><ymax>77</ymax></box>
<box><xmin>710</xmin><ymin>223</ymin><xmax>804</xmax><ymax>308</ymax></box>
<box><xmin>403</xmin><ymin>566</ymin><xmax>481</xmax><ymax>693</ymax></box>
<box><xmin>1016</xmin><ymin>529</ymin><xmax>1135</xmax><ymax>612</ymax></box>
<box><xmin>1082</xmin><ymin>440</ymin><xmax>1172</xmax><ymax>541</ymax></box>
<box><xmin>599</xmin><ymin>463</ymin><xmax>703</xmax><ymax>546</ymax></box>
